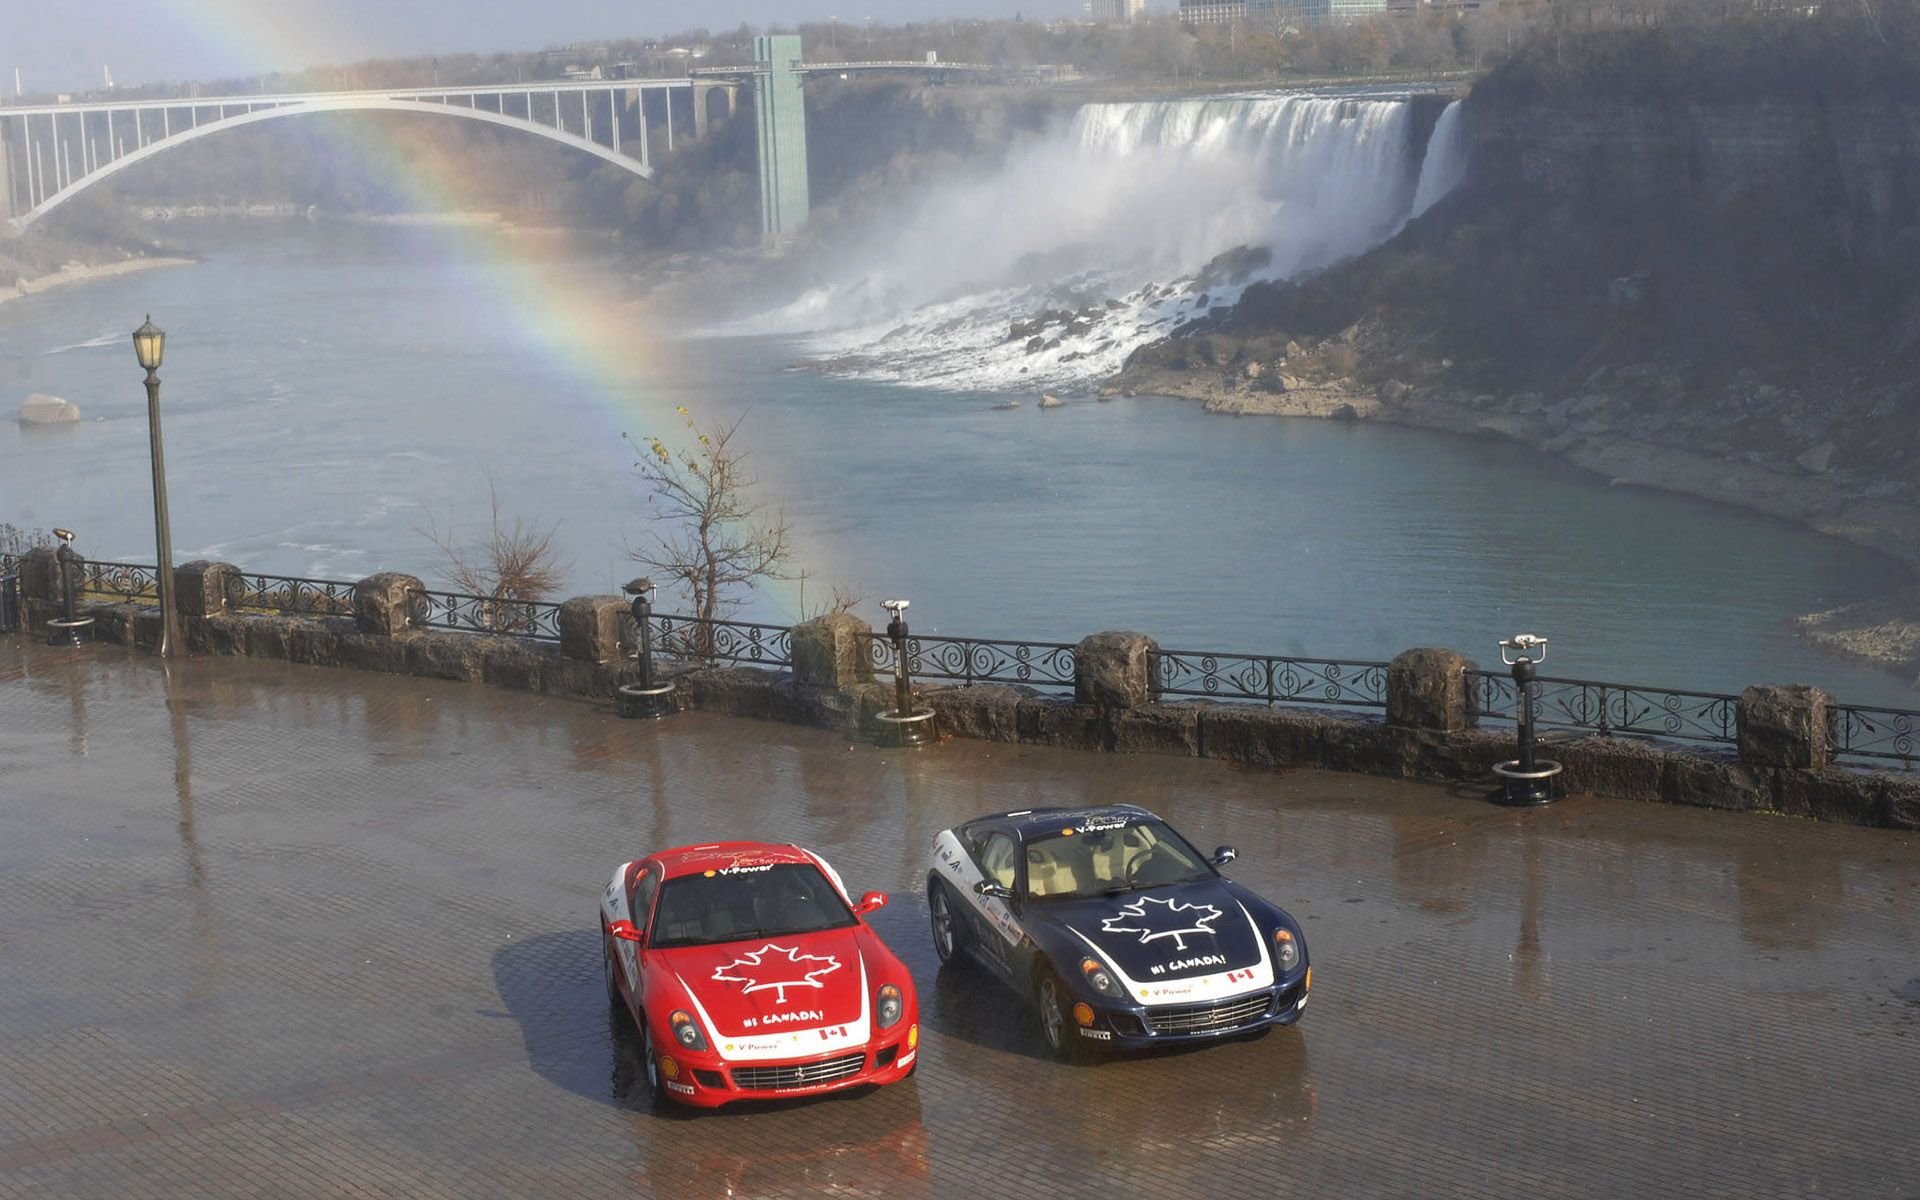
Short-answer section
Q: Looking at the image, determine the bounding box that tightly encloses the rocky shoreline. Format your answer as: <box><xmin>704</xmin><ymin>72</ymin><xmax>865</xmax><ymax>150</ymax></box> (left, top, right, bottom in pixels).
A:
<box><xmin>1111</xmin><ymin>346</ymin><xmax>1920</xmax><ymax>687</ymax></box>
<box><xmin>1</xmin><ymin>255</ymin><xmax>198</xmax><ymax>309</ymax></box>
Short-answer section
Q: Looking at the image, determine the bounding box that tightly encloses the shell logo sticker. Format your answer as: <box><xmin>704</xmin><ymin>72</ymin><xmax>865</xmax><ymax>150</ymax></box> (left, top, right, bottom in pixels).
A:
<box><xmin>711</xmin><ymin>942</ymin><xmax>843</xmax><ymax>1005</ymax></box>
<box><xmin>1100</xmin><ymin>895</ymin><xmax>1223</xmax><ymax>952</ymax></box>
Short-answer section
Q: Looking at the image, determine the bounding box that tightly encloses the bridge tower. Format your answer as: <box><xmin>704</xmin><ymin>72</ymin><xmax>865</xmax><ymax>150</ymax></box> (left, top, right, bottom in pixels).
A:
<box><xmin>752</xmin><ymin>34</ymin><xmax>810</xmax><ymax>243</ymax></box>
<box><xmin>0</xmin><ymin>124</ymin><xmax>15</xmax><ymax>226</ymax></box>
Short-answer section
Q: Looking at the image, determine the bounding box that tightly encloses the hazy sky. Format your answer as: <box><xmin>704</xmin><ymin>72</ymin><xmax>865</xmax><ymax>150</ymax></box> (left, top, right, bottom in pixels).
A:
<box><xmin>9</xmin><ymin>0</ymin><xmax>1097</xmax><ymax>95</ymax></box>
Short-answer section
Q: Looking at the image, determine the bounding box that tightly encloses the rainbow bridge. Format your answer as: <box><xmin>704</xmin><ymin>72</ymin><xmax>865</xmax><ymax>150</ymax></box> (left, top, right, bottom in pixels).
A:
<box><xmin>0</xmin><ymin>34</ymin><xmax>858</xmax><ymax>242</ymax></box>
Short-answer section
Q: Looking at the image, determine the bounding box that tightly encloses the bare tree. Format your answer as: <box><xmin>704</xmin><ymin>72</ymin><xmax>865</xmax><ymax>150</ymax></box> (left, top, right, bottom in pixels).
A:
<box><xmin>0</xmin><ymin>524</ymin><xmax>52</xmax><ymax>557</ymax></box>
<box><xmin>626</xmin><ymin>408</ymin><xmax>790</xmax><ymax>636</ymax></box>
<box><xmin>417</xmin><ymin>481</ymin><xmax>565</xmax><ymax>633</ymax></box>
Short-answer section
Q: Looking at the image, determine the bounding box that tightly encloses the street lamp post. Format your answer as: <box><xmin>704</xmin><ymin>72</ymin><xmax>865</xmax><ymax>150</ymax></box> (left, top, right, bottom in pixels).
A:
<box><xmin>132</xmin><ymin>315</ymin><xmax>180</xmax><ymax>658</ymax></box>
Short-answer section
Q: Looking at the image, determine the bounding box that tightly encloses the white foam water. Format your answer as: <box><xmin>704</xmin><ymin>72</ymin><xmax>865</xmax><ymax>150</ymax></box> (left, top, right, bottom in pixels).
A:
<box><xmin>764</xmin><ymin>93</ymin><xmax>1468</xmax><ymax>393</ymax></box>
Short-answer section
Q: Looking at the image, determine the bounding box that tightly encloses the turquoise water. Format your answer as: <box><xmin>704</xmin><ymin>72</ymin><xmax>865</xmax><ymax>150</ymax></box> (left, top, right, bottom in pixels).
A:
<box><xmin>0</xmin><ymin>223</ymin><xmax>1911</xmax><ymax>704</ymax></box>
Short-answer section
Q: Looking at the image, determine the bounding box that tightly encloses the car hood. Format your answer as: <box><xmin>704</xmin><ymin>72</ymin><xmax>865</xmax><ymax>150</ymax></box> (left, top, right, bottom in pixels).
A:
<box><xmin>658</xmin><ymin>928</ymin><xmax>869</xmax><ymax>1040</ymax></box>
<box><xmin>1036</xmin><ymin>879</ymin><xmax>1267</xmax><ymax>985</ymax></box>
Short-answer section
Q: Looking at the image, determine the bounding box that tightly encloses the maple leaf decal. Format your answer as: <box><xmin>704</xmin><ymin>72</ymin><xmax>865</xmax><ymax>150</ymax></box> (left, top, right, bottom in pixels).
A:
<box><xmin>711</xmin><ymin>942</ymin><xmax>842</xmax><ymax>1005</ymax></box>
<box><xmin>1100</xmin><ymin>896</ymin><xmax>1223</xmax><ymax>952</ymax></box>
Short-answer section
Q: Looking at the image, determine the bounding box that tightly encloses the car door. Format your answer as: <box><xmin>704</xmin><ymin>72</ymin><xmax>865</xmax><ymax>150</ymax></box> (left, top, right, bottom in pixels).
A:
<box><xmin>966</xmin><ymin>829</ymin><xmax>1024</xmax><ymax>982</ymax></box>
<box><xmin>622</xmin><ymin>865</ymin><xmax>661</xmax><ymax>1001</ymax></box>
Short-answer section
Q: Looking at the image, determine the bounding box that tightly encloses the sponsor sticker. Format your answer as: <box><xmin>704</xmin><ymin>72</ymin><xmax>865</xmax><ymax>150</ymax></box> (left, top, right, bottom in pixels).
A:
<box><xmin>666</xmin><ymin>1080</ymin><xmax>696</xmax><ymax>1096</ymax></box>
<box><xmin>1077</xmin><ymin>1028</ymin><xmax>1114</xmax><ymax>1041</ymax></box>
<box><xmin>1076</xmin><ymin>816</ymin><xmax>1129</xmax><ymax>833</ymax></box>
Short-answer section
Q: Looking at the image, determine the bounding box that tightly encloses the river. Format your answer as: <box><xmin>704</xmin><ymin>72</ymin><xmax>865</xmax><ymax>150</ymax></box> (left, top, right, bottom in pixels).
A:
<box><xmin>0</xmin><ymin>219</ymin><xmax>1911</xmax><ymax>706</ymax></box>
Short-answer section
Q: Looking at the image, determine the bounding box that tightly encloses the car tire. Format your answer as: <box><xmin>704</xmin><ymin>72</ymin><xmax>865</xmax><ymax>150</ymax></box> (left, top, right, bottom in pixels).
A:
<box><xmin>640</xmin><ymin>1022</ymin><xmax>671</xmax><ymax>1110</ymax></box>
<box><xmin>1033</xmin><ymin>966</ymin><xmax>1085</xmax><ymax>1064</ymax></box>
<box><xmin>928</xmin><ymin>878</ymin><xmax>969</xmax><ymax>966</ymax></box>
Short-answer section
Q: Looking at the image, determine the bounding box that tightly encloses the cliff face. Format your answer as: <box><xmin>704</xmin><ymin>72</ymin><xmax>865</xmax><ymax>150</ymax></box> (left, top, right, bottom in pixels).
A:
<box><xmin>1470</xmin><ymin>99</ymin><xmax>1920</xmax><ymax>244</ymax></box>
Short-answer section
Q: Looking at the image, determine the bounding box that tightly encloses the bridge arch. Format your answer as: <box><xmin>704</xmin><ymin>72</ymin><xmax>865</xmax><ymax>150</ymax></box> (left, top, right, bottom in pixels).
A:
<box><xmin>9</xmin><ymin>96</ymin><xmax>654</xmax><ymax>233</ymax></box>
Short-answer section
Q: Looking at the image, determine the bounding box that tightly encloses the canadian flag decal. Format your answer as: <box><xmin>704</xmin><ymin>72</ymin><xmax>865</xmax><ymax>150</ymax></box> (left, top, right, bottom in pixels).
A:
<box><xmin>1099</xmin><ymin>895</ymin><xmax>1224</xmax><ymax>952</ymax></box>
<box><xmin>711</xmin><ymin>943</ymin><xmax>842</xmax><ymax>1005</ymax></box>
<box><xmin>1227</xmin><ymin>967</ymin><xmax>1256</xmax><ymax>983</ymax></box>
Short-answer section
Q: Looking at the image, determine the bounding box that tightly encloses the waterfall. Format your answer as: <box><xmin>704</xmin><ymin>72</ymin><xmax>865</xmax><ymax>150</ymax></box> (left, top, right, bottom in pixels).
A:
<box><xmin>1409</xmin><ymin>100</ymin><xmax>1468</xmax><ymax>218</ymax></box>
<box><xmin>762</xmin><ymin>93</ymin><xmax>1463</xmax><ymax>391</ymax></box>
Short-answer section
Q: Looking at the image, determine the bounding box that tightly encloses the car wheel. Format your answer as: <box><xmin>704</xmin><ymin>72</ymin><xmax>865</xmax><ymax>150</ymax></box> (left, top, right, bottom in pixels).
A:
<box><xmin>928</xmin><ymin>879</ymin><xmax>967</xmax><ymax>965</ymax></box>
<box><xmin>640</xmin><ymin>1022</ymin><xmax>670</xmax><ymax>1110</ymax></box>
<box><xmin>1033</xmin><ymin>967</ymin><xmax>1084</xmax><ymax>1064</ymax></box>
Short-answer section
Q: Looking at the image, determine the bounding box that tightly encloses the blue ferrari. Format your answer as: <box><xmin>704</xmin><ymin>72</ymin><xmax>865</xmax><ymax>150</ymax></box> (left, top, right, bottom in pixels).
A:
<box><xmin>925</xmin><ymin>804</ymin><xmax>1310</xmax><ymax>1060</ymax></box>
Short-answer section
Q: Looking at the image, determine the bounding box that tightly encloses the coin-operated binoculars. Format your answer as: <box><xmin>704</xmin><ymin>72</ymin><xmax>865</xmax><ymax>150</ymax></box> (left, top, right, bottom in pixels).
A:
<box><xmin>1491</xmin><ymin>633</ymin><xmax>1562</xmax><ymax>805</ymax></box>
<box><xmin>46</xmin><ymin>528</ymin><xmax>96</xmax><ymax>648</ymax></box>
<box><xmin>873</xmin><ymin>598</ymin><xmax>936</xmax><ymax>747</ymax></box>
<box><xmin>616</xmin><ymin>577</ymin><xmax>677</xmax><ymax>719</ymax></box>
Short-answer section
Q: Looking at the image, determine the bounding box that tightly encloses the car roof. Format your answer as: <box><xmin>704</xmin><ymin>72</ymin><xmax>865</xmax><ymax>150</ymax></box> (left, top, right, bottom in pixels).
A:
<box><xmin>965</xmin><ymin>804</ymin><xmax>1160</xmax><ymax>842</ymax></box>
<box><xmin>644</xmin><ymin>841</ymin><xmax>817</xmax><ymax>881</ymax></box>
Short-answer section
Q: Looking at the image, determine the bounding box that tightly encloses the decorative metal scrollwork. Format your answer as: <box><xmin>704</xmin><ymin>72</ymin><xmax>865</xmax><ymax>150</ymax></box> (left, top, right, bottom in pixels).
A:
<box><xmin>1826</xmin><ymin>705</ymin><xmax>1918</xmax><ymax>770</ymax></box>
<box><xmin>1155</xmin><ymin>650</ymin><xmax>1388</xmax><ymax>710</ymax></box>
<box><xmin>863</xmin><ymin>633</ymin><xmax>1076</xmax><ymax>689</ymax></box>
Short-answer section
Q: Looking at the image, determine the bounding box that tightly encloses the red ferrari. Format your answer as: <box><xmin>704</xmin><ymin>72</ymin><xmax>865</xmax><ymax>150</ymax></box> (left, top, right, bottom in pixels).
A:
<box><xmin>599</xmin><ymin>841</ymin><xmax>920</xmax><ymax>1109</ymax></box>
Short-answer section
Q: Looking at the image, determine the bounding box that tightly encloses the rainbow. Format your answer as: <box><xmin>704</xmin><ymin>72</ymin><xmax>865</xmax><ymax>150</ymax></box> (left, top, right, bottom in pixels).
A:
<box><xmin>145</xmin><ymin>6</ymin><xmax>853</xmax><ymax>618</ymax></box>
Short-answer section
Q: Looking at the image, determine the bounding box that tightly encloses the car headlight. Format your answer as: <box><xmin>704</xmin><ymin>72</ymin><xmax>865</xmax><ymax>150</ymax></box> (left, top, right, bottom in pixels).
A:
<box><xmin>1080</xmin><ymin>956</ymin><xmax>1121</xmax><ymax>998</ymax></box>
<box><xmin>878</xmin><ymin>984</ymin><xmax>904</xmax><ymax>1028</ymax></box>
<box><xmin>669</xmin><ymin>1009</ymin><xmax>708</xmax><ymax>1051</ymax></box>
<box><xmin>1273</xmin><ymin>928</ymin><xmax>1301</xmax><ymax>973</ymax></box>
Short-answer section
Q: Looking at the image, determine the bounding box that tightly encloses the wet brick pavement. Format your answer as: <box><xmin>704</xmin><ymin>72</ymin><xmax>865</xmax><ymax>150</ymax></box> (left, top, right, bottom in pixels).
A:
<box><xmin>2</xmin><ymin>636</ymin><xmax>1918</xmax><ymax>1198</ymax></box>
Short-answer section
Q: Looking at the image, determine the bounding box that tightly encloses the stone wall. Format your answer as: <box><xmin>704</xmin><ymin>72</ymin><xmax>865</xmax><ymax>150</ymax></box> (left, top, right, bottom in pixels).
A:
<box><xmin>12</xmin><ymin>561</ymin><xmax>1915</xmax><ymax>830</ymax></box>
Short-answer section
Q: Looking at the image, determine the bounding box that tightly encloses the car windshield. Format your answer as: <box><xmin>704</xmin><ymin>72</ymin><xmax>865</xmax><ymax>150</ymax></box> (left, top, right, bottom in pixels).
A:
<box><xmin>648</xmin><ymin>863</ymin><xmax>857</xmax><ymax>948</ymax></box>
<box><xmin>1021</xmin><ymin>819</ymin><xmax>1214</xmax><ymax>901</ymax></box>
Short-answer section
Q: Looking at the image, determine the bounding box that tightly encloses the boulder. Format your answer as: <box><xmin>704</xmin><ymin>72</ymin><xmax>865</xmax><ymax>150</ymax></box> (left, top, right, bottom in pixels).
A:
<box><xmin>1796</xmin><ymin>441</ymin><xmax>1837</xmax><ymax>474</ymax></box>
<box><xmin>18</xmin><ymin>393</ymin><xmax>79</xmax><ymax>425</ymax></box>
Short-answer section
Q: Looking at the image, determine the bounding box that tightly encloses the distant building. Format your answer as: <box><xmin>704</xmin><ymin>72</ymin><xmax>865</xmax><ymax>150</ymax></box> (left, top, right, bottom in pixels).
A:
<box><xmin>1179</xmin><ymin>0</ymin><xmax>1391</xmax><ymax>23</ymax></box>
<box><xmin>1178</xmin><ymin>0</ymin><xmax>1247</xmax><ymax>24</ymax></box>
<box><xmin>1086</xmin><ymin>0</ymin><xmax>1149</xmax><ymax>20</ymax></box>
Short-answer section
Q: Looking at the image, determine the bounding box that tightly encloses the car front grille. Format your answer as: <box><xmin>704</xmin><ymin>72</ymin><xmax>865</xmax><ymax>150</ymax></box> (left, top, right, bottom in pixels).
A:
<box><xmin>731</xmin><ymin>1051</ymin><xmax>867</xmax><ymax>1092</ymax></box>
<box><xmin>1144</xmin><ymin>991</ymin><xmax>1272</xmax><ymax>1035</ymax></box>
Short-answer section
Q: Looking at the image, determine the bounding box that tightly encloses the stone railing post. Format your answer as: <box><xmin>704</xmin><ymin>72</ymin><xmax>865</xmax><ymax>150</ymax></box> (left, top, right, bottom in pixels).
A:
<box><xmin>18</xmin><ymin>545</ymin><xmax>61</xmax><ymax>605</ymax></box>
<box><xmin>354</xmin><ymin>572</ymin><xmax>424</xmax><ymax>636</ymax></box>
<box><xmin>175</xmin><ymin>560</ymin><xmax>242</xmax><ymax>618</ymax></box>
<box><xmin>1075</xmin><ymin>631</ymin><xmax>1159</xmax><ymax>708</ymax></box>
<box><xmin>1386</xmin><ymin>648</ymin><xmax>1479</xmax><ymax>733</ymax></box>
<box><xmin>559</xmin><ymin>595</ymin><xmax>630</xmax><ymax>664</ymax></box>
<box><xmin>1737</xmin><ymin>684</ymin><xmax>1830</xmax><ymax>770</ymax></box>
<box><xmin>792</xmin><ymin>611</ymin><xmax>874</xmax><ymax>690</ymax></box>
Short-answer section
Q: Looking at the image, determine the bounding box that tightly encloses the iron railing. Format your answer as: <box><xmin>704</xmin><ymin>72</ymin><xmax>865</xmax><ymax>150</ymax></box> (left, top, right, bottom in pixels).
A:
<box><xmin>14</xmin><ymin>550</ymin><xmax>1920</xmax><ymax>772</ymax></box>
<box><xmin>409</xmin><ymin>587</ymin><xmax>564</xmax><ymax>642</ymax></box>
<box><xmin>1156</xmin><ymin>650</ymin><xmax>1389</xmax><ymax>710</ymax></box>
<box><xmin>1825</xmin><ymin>703</ymin><xmax>1918</xmax><ymax>770</ymax></box>
<box><xmin>233</xmin><ymin>572</ymin><xmax>356</xmax><ymax>618</ymax></box>
<box><xmin>1470</xmin><ymin>671</ymin><xmax>1740</xmax><ymax>747</ymax></box>
<box><xmin>78</xmin><ymin>559</ymin><xmax>161</xmax><ymax>604</ymax></box>
<box><xmin>647</xmin><ymin>613</ymin><xmax>792</xmax><ymax>668</ymax></box>
<box><xmin>863</xmin><ymin>632</ymin><xmax>1077</xmax><ymax>690</ymax></box>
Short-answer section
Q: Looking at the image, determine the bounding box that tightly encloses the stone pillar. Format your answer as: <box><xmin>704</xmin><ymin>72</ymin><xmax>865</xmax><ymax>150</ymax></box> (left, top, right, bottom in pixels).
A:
<box><xmin>354</xmin><ymin>572</ymin><xmax>424</xmax><ymax>636</ymax></box>
<box><xmin>1386</xmin><ymin>648</ymin><xmax>1479</xmax><ymax>733</ymax></box>
<box><xmin>792</xmin><ymin>611</ymin><xmax>874</xmax><ymax>690</ymax></box>
<box><xmin>1737</xmin><ymin>684</ymin><xmax>1830</xmax><ymax>770</ymax></box>
<box><xmin>559</xmin><ymin>595</ymin><xmax>631</xmax><ymax>664</ymax></box>
<box><xmin>175</xmin><ymin>560</ymin><xmax>242</xmax><ymax>618</ymax></box>
<box><xmin>18</xmin><ymin>546</ymin><xmax>60</xmax><ymax>603</ymax></box>
<box><xmin>1075</xmin><ymin>631</ymin><xmax>1159</xmax><ymax>709</ymax></box>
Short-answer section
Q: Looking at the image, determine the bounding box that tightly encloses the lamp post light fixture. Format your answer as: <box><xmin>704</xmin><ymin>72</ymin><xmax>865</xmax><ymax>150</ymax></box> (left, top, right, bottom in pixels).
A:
<box><xmin>132</xmin><ymin>315</ymin><xmax>181</xmax><ymax>658</ymax></box>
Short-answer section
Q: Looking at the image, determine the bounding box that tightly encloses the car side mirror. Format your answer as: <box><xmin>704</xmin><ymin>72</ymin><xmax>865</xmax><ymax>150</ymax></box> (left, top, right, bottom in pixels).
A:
<box><xmin>855</xmin><ymin>890</ymin><xmax>888</xmax><ymax>914</ymax></box>
<box><xmin>1210</xmin><ymin>845</ymin><xmax>1238</xmax><ymax>867</ymax></box>
<box><xmin>973</xmin><ymin>879</ymin><xmax>1013</xmax><ymax>900</ymax></box>
<box><xmin>608</xmin><ymin>919</ymin><xmax>645</xmax><ymax>944</ymax></box>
